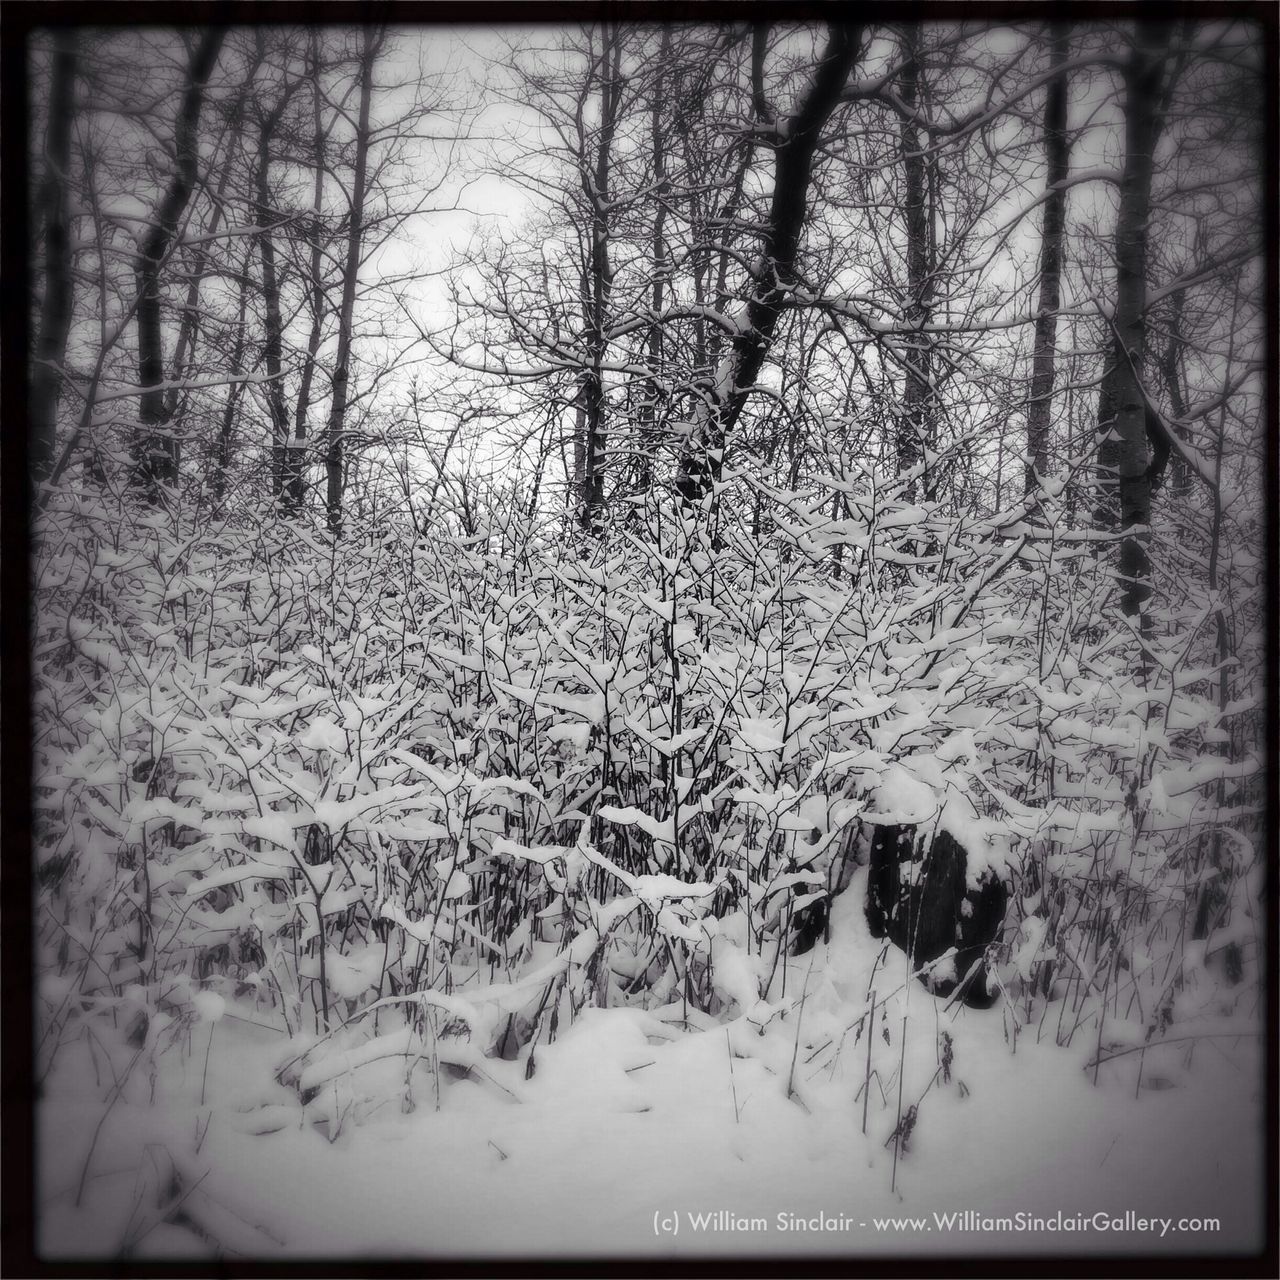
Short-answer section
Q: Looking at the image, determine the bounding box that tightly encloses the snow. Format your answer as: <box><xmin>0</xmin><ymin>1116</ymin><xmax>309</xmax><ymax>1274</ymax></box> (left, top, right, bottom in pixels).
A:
<box><xmin>865</xmin><ymin>763</ymin><xmax>937</xmax><ymax>826</ymax></box>
<box><xmin>37</xmin><ymin>883</ymin><xmax>1263</xmax><ymax>1261</ymax></box>
<box><xmin>23</xmin><ymin>16</ymin><xmax>1267</xmax><ymax>1267</ymax></box>
<box><xmin>191</xmin><ymin>991</ymin><xmax>227</xmax><ymax>1023</ymax></box>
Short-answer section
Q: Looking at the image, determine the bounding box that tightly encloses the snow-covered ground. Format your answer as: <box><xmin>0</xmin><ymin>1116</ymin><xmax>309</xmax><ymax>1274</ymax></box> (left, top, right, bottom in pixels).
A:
<box><xmin>37</xmin><ymin>884</ymin><xmax>1263</xmax><ymax>1262</ymax></box>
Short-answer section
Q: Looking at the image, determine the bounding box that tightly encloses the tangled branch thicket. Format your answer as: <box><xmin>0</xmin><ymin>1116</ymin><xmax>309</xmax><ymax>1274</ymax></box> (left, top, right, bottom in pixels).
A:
<box><xmin>32</xmin><ymin>436</ymin><xmax>1262</xmax><ymax>1122</ymax></box>
<box><xmin>24</xmin><ymin>22</ymin><xmax>1265</xmax><ymax>1167</ymax></box>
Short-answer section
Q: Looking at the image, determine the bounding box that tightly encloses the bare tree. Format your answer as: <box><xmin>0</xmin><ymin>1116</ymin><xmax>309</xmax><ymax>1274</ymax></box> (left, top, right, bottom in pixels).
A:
<box><xmin>325</xmin><ymin>24</ymin><xmax>382</xmax><ymax>534</ymax></box>
<box><xmin>674</xmin><ymin>23</ymin><xmax>861</xmax><ymax>507</ymax></box>
<box><xmin>894</xmin><ymin>26</ymin><xmax>934</xmax><ymax>501</ymax></box>
<box><xmin>30</xmin><ymin>30</ymin><xmax>78</xmax><ymax>484</ymax></box>
<box><xmin>284</xmin><ymin>28</ymin><xmax>332</xmax><ymax>516</ymax></box>
<box><xmin>576</xmin><ymin>24</ymin><xmax>625</xmax><ymax>531</ymax></box>
<box><xmin>1094</xmin><ymin>24</ymin><xmax>1174</xmax><ymax>621</ymax></box>
<box><xmin>212</xmin><ymin>241</ymin><xmax>254</xmax><ymax>505</ymax></box>
<box><xmin>132</xmin><ymin>29</ymin><xmax>224</xmax><ymax>498</ymax></box>
<box><xmin>1025</xmin><ymin>22</ymin><xmax>1071</xmax><ymax>495</ymax></box>
<box><xmin>634</xmin><ymin>26</ymin><xmax>673</xmax><ymax>498</ymax></box>
<box><xmin>248</xmin><ymin>31</ymin><xmax>306</xmax><ymax>501</ymax></box>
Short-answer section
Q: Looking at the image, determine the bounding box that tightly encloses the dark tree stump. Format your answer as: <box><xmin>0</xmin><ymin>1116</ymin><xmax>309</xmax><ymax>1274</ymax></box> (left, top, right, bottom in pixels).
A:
<box><xmin>866</xmin><ymin>824</ymin><xmax>1007</xmax><ymax>1008</ymax></box>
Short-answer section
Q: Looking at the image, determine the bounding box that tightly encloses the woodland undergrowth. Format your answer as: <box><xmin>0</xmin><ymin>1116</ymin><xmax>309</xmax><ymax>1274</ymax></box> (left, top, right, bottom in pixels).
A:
<box><xmin>31</xmin><ymin>458</ymin><xmax>1263</xmax><ymax>1126</ymax></box>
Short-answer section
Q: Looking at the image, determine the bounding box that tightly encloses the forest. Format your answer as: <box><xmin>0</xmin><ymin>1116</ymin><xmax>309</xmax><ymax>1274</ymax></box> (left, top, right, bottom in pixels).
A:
<box><xmin>20</xmin><ymin>13</ymin><xmax>1269</xmax><ymax>1264</ymax></box>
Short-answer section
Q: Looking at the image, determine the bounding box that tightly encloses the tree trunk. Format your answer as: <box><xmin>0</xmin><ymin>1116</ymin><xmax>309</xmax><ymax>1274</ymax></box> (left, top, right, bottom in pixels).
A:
<box><xmin>30</xmin><ymin>31</ymin><xmax>78</xmax><ymax>485</ymax></box>
<box><xmin>577</xmin><ymin>25</ymin><xmax>622</xmax><ymax>533</ymax></box>
<box><xmin>1159</xmin><ymin>286</ymin><xmax>1190</xmax><ymax>496</ymax></box>
<box><xmin>163</xmin><ymin>67</ymin><xmax>257</xmax><ymax>428</ymax></box>
<box><xmin>257</xmin><ymin>126</ymin><xmax>291</xmax><ymax>502</ymax></box>
<box><xmin>1025</xmin><ymin>23</ymin><xmax>1071</xmax><ymax>495</ymax></box>
<box><xmin>133</xmin><ymin>29</ymin><xmax>224</xmax><ymax>500</ymax></box>
<box><xmin>571</xmin><ymin>387</ymin><xmax>588</xmax><ymax>510</ymax></box>
<box><xmin>213</xmin><ymin>251</ymin><xmax>252</xmax><ymax>505</ymax></box>
<box><xmin>286</xmin><ymin>28</ymin><xmax>330</xmax><ymax>514</ymax></box>
<box><xmin>325</xmin><ymin>26</ymin><xmax>379</xmax><ymax>535</ymax></box>
<box><xmin>252</xmin><ymin>48</ymin><xmax>297</xmax><ymax>504</ymax></box>
<box><xmin>286</xmin><ymin>30</ymin><xmax>330</xmax><ymax>517</ymax></box>
<box><xmin>896</xmin><ymin>29</ymin><xmax>934</xmax><ymax>501</ymax></box>
<box><xmin>161</xmin><ymin>155</ymin><xmax>232</xmax><ymax>427</ymax></box>
<box><xmin>1095</xmin><ymin>28</ymin><xmax>1171</xmax><ymax>619</ymax></box>
<box><xmin>635</xmin><ymin>27</ymin><xmax>671</xmax><ymax>498</ymax></box>
<box><xmin>675</xmin><ymin>23</ymin><xmax>860</xmax><ymax>507</ymax></box>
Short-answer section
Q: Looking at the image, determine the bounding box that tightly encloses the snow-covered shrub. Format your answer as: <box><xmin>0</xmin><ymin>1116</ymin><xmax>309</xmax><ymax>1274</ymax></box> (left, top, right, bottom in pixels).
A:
<box><xmin>31</xmin><ymin>450</ymin><xmax>1261</xmax><ymax>1119</ymax></box>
